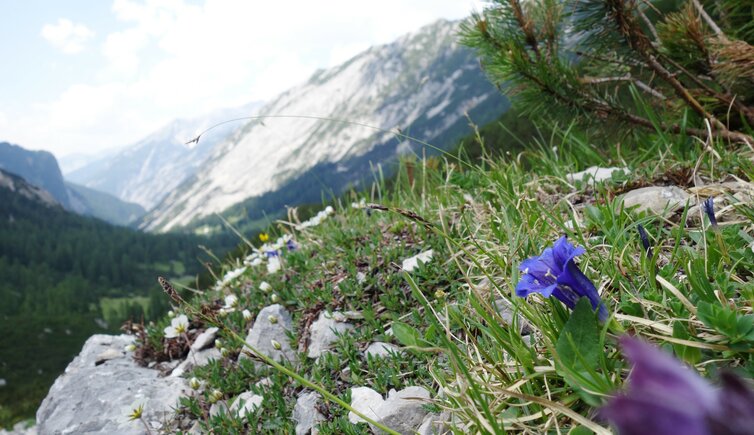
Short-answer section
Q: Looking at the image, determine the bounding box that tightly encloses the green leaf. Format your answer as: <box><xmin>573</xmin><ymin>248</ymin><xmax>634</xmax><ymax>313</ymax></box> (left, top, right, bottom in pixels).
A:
<box><xmin>569</xmin><ymin>426</ymin><xmax>595</xmax><ymax>435</ymax></box>
<box><xmin>392</xmin><ymin>321</ymin><xmax>421</xmax><ymax>348</ymax></box>
<box><xmin>672</xmin><ymin>321</ymin><xmax>701</xmax><ymax>364</ymax></box>
<box><xmin>556</xmin><ymin>298</ymin><xmax>601</xmax><ymax>375</ymax></box>
<box><xmin>555</xmin><ymin>298</ymin><xmax>608</xmax><ymax>403</ymax></box>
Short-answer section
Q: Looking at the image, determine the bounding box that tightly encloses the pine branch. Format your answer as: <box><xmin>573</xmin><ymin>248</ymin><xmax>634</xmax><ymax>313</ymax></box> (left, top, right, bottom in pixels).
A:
<box><xmin>691</xmin><ymin>0</ymin><xmax>725</xmax><ymax>38</ymax></box>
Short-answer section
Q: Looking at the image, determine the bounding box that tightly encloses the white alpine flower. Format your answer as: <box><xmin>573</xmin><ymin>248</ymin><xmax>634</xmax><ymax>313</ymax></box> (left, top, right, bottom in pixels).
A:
<box><xmin>164</xmin><ymin>314</ymin><xmax>189</xmax><ymax>338</ymax></box>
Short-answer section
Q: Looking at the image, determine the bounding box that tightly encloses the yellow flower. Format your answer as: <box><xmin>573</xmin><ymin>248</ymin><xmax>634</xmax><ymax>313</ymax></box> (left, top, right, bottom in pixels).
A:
<box><xmin>259</xmin><ymin>232</ymin><xmax>269</xmax><ymax>242</ymax></box>
<box><xmin>127</xmin><ymin>404</ymin><xmax>144</xmax><ymax>421</ymax></box>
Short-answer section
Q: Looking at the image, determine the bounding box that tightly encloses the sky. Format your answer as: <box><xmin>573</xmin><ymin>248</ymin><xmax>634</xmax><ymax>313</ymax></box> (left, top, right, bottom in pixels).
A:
<box><xmin>0</xmin><ymin>0</ymin><xmax>485</xmax><ymax>158</ymax></box>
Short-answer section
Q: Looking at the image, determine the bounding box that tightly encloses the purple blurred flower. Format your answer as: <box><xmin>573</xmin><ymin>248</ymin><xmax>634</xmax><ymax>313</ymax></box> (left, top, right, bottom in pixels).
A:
<box><xmin>703</xmin><ymin>197</ymin><xmax>718</xmax><ymax>229</ymax></box>
<box><xmin>601</xmin><ymin>336</ymin><xmax>754</xmax><ymax>435</ymax></box>
<box><xmin>515</xmin><ymin>236</ymin><xmax>607</xmax><ymax>321</ymax></box>
<box><xmin>286</xmin><ymin>239</ymin><xmax>298</xmax><ymax>251</ymax></box>
<box><xmin>265</xmin><ymin>250</ymin><xmax>280</xmax><ymax>258</ymax></box>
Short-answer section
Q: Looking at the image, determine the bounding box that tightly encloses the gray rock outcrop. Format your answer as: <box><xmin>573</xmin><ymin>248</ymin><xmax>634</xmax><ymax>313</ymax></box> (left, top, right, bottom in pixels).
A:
<box><xmin>170</xmin><ymin>327</ymin><xmax>221</xmax><ymax>378</ymax></box>
<box><xmin>566</xmin><ymin>166</ymin><xmax>629</xmax><ymax>184</ymax></box>
<box><xmin>307</xmin><ymin>311</ymin><xmax>353</xmax><ymax>358</ymax></box>
<box><xmin>36</xmin><ymin>334</ymin><xmax>189</xmax><ymax>434</ymax></box>
<box><xmin>239</xmin><ymin>304</ymin><xmax>296</xmax><ymax>364</ymax></box>
<box><xmin>348</xmin><ymin>386</ymin><xmax>432</xmax><ymax>434</ymax></box>
<box><xmin>365</xmin><ymin>342</ymin><xmax>401</xmax><ymax>359</ymax></box>
<box><xmin>621</xmin><ymin>186</ymin><xmax>691</xmax><ymax>215</ymax></box>
<box><xmin>402</xmin><ymin>250</ymin><xmax>434</xmax><ymax>272</ymax></box>
<box><xmin>293</xmin><ymin>391</ymin><xmax>325</xmax><ymax>435</ymax></box>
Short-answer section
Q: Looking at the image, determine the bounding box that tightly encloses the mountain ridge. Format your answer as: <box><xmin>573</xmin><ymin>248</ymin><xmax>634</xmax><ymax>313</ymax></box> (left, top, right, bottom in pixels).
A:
<box><xmin>67</xmin><ymin>102</ymin><xmax>263</xmax><ymax>209</ymax></box>
<box><xmin>140</xmin><ymin>19</ymin><xmax>509</xmax><ymax>232</ymax></box>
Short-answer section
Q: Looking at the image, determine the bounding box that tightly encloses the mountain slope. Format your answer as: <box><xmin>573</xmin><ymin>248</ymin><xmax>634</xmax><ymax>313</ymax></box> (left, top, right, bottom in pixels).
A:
<box><xmin>66</xmin><ymin>182</ymin><xmax>146</xmax><ymax>226</ymax></box>
<box><xmin>0</xmin><ymin>142</ymin><xmax>70</xmax><ymax>208</ymax></box>
<box><xmin>0</xmin><ymin>171</ymin><xmax>220</xmax><ymax>426</ymax></box>
<box><xmin>67</xmin><ymin>102</ymin><xmax>262</xmax><ymax>209</ymax></box>
<box><xmin>141</xmin><ymin>19</ymin><xmax>508</xmax><ymax>232</ymax></box>
<box><xmin>0</xmin><ymin>168</ymin><xmax>60</xmax><ymax>209</ymax></box>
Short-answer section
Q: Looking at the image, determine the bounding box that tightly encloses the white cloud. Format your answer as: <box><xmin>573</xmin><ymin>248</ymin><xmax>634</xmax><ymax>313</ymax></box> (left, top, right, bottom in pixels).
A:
<box><xmin>41</xmin><ymin>18</ymin><xmax>95</xmax><ymax>54</ymax></box>
<box><xmin>25</xmin><ymin>0</ymin><xmax>486</xmax><ymax>155</ymax></box>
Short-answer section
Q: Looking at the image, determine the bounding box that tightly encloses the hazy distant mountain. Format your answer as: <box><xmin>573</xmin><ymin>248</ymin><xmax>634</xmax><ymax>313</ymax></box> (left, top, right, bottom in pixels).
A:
<box><xmin>0</xmin><ymin>168</ymin><xmax>60</xmax><ymax>209</ymax></box>
<box><xmin>66</xmin><ymin>182</ymin><xmax>145</xmax><ymax>226</ymax></box>
<box><xmin>67</xmin><ymin>102</ymin><xmax>263</xmax><ymax>210</ymax></box>
<box><xmin>141</xmin><ymin>19</ymin><xmax>509</xmax><ymax>232</ymax></box>
<box><xmin>0</xmin><ymin>142</ymin><xmax>71</xmax><ymax>208</ymax></box>
<box><xmin>59</xmin><ymin>148</ymin><xmax>121</xmax><ymax>175</ymax></box>
<box><xmin>0</xmin><ymin>141</ymin><xmax>148</xmax><ymax>226</ymax></box>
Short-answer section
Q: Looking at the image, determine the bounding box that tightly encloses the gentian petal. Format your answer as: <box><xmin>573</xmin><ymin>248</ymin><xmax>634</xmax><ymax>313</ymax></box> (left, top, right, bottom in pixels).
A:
<box><xmin>515</xmin><ymin>274</ymin><xmax>556</xmax><ymax>297</ymax></box>
<box><xmin>557</xmin><ymin>259</ymin><xmax>608</xmax><ymax>321</ymax></box>
<box><xmin>600</xmin><ymin>395</ymin><xmax>710</xmax><ymax>435</ymax></box>
<box><xmin>619</xmin><ymin>337</ymin><xmax>718</xmax><ymax>411</ymax></box>
<box><xmin>552</xmin><ymin>236</ymin><xmax>585</xmax><ymax>268</ymax></box>
<box><xmin>710</xmin><ymin>372</ymin><xmax>754</xmax><ymax>434</ymax></box>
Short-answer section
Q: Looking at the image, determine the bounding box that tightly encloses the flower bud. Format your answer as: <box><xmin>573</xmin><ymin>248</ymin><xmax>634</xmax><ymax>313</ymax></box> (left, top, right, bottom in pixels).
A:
<box><xmin>167</xmin><ymin>310</ymin><xmax>175</xmax><ymax>318</ymax></box>
<box><xmin>271</xmin><ymin>293</ymin><xmax>280</xmax><ymax>303</ymax></box>
<box><xmin>189</xmin><ymin>377</ymin><xmax>201</xmax><ymax>390</ymax></box>
<box><xmin>271</xmin><ymin>339</ymin><xmax>282</xmax><ymax>350</ymax></box>
<box><xmin>268</xmin><ymin>315</ymin><xmax>278</xmax><ymax>324</ymax></box>
<box><xmin>242</xmin><ymin>309</ymin><xmax>252</xmax><ymax>321</ymax></box>
<box><xmin>209</xmin><ymin>389</ymin><xmax>223</xmax><ymax>403</ymax></box>
<box><xmin>124</xmin><ymin>344</ymin><xmax>136</xmax><ymax>352</ymax></box>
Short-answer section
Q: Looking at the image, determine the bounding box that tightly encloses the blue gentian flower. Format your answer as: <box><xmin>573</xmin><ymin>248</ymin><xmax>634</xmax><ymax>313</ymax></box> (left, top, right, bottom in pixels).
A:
<box><xmin>703</xmin><ymin>197</ymin><xmax>718</xmax><ymax>229</ymax></box>
<box><xmin>601</xmin><ymin>336</ymin><xmax>754</xmax><ymax>435</ymax></box>
<box><xmin>637</xmin><ymin>224</ymin><xmax>653</xmax><ymax>258</ymax></box>
<box><xmin>515</xmin><ymin>236</ymin><xmax>607</xmax><ymax>321</ymax></box>
<box><xmin>265</xmin><ymin>250</ymin><xmax>280</xmax><ymax>258</ymax></box>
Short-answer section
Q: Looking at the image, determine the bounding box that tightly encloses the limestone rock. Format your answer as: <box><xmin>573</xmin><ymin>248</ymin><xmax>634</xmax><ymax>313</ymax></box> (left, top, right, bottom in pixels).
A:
<box><xmin>566</xmin><ymin>166</ymin><xmax>629</xmax><ymax>184</ymax></box>
<box><xmin>402</xmin><ymin>250</ymin><xmax>434</xmax><ymax>272</ymax></box>
<box><xmin>209</xmin><ymin>401</ymin><xmax>229</xmax><ymax>418</ymax></box>
<box><xmin>621</xmin><ymin>186</ymin><xmax>691</xmax><ymax>215</ymax></box>
<box><xmin>293</xmin><ymin>391</ymin><xmax>325</xmax><ymax>435</ymax></box>
<box><xmin>229</xmin><ymin>391</ymin><xmax>263</xmax><ymax>417</ymax></box>
<box><xmin>417</xmin><ymin>411</ymin><xmax>450</xmax><ymax>435</ymax></box>
<box><xmin>348</xmin><ymin>387</ymin><xmax>383</xmax><ymax>425</ymax></box>
<box><xmin>190</xmin><ymin>327</ymin><xmax>218</xmax><ymax>352</ymax></box>
<box><xmin>171</xmin><ymin>347</ymin><xmax>222</xmax><ymax>378</ymax></box>
<box><xmin>239</xmin><ymin>304</ymin><xmax>296</xmax><ymax>364</ymax></box>
<box><xmin>365</xmin><ymin>342</ymin><xmax>401</xmax><ymax>359</ymax></box>
<box><xmin>94</xmin><ymin>348</ymin><xmax>123</xmax><ymax>365</ymax></box>
<box><xmin>307</xmin><ymin>311</ymin><xmax>353</xmax><ymax>358</ymax></box>
<box><xmin>349</xmin><ymin>386</ymin><xmax>431</xmax><ymax>434</ymax></box>
<box><xmin>36</xmin><ymin>334</ymin><xmax>189</xmax><ymax>435</ymax></box>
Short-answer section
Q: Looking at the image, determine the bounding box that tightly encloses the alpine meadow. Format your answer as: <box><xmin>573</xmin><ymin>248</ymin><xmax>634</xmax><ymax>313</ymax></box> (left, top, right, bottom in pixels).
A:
<box><xmin>1</xmin><ymin>1</ymin><xmax>753</xmax><ymax>434</ymax></box>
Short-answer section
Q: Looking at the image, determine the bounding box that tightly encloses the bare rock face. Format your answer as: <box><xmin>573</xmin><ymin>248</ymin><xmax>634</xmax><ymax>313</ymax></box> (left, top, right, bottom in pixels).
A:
<box><xmin>307</xmin><ymin>311</ymin><xmax>353</xmax><ymax>358</ymax></box>
<box><xmin>170</xmin><ymin>326</ymin><xmax>221</xmax><ymax>378</ymax></box>
<box><xmin>239</xmin><ymin>304</ymin><xmax>296</xmax><ymax>364</ymax></box>
<box><xmin>348</xmin><ymin>386</ymin><xmax>432</xmax><ymax>434</ymax></box>
<box><xmin>402</xmin><ymin>250</ymin><xmax>434</xmax><ymax>272</ymax></box>
<box><xmin>364</xmin><ymin>342</ymin><xmax>401</xmax><ymax>359</ymax></box>
<box><xmin>621</xmin><ymin>186</ymin><xmax>691</xmax><ymax>215</ymax></box>
<box><xmin>566</xmin><ymin>166</ymin><xmax>629</xmax><ymax>184</ymax></box>
<box><xmin>36</xmin><ymin>334</ymin><xmax>189</xmax><ymax>435</ymax></box>
<box><xmin>293</xmin><ymin>391</ymin><xmax>325</xmax><ymax>435</ymax></box>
